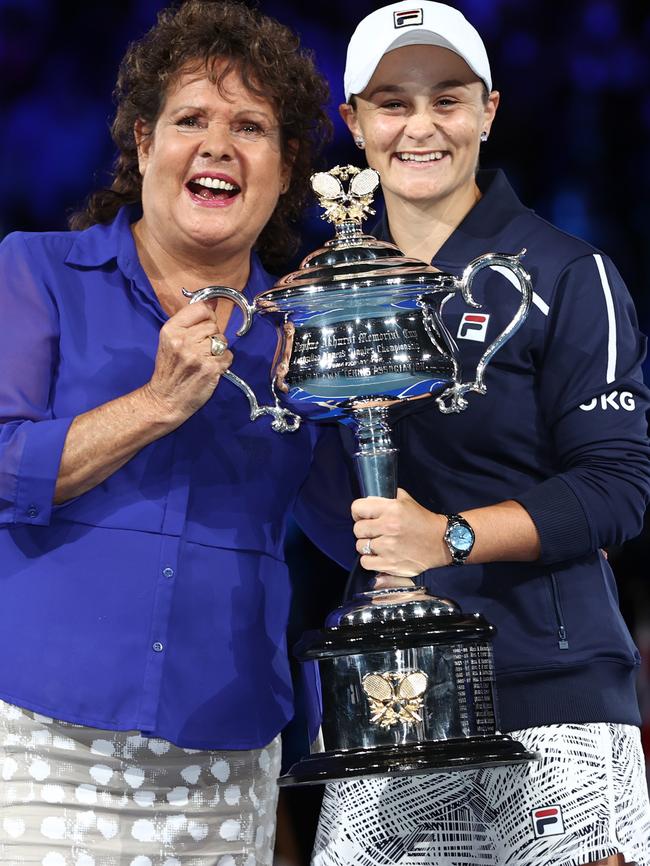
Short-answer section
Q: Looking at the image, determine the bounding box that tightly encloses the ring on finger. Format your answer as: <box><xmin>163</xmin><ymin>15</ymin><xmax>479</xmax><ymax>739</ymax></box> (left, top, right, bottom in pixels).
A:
<box><xmin>361</xmin><ymin>539</ymin><xmax>374</xmax><ymax>556</ymax></box>
<box><xmin>210</xmin><ymin>335</ymin><xmax>228</xmax><ymax>357</ymax></box>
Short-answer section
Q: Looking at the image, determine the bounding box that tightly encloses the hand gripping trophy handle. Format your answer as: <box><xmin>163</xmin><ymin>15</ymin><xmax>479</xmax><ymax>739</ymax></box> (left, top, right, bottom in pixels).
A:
<box><xmin>181</xmin><ymin>286</ymin><xmax>302</xmax><ymax>433</ymax></box>
<box><xmin>436</xmin><ymin>250</ymin><xmax>533</xmax><ymax>414</ymax></box>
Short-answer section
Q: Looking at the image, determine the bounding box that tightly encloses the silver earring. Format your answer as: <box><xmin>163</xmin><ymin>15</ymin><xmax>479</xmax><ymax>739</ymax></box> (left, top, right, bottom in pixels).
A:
<box><xmin>354</xmin><ymin>136</ymin><xmax>365</xmax><ymax>149</ymax></box>
<box><xmin>480</xmin><ymin>131</ymin><xmax>488</xmax><ymax>143</ymax></box>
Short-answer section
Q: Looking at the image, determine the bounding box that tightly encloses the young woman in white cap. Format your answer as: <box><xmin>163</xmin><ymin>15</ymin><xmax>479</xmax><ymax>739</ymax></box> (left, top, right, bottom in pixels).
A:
<box><xmin>311</xmin><ymin>2</ymin><xmax>650</xmax><ymax>865</ymax></box>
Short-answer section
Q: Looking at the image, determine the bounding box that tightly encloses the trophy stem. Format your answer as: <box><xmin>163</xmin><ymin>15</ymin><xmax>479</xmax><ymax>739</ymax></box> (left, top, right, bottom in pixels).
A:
<box><xmin>351</xmin><ymin>406</ymin><xmax>420</xmax><ymax>593</ymax></box>
<box><xmin>351</xmin><ymin>406</ymin><xmax>398</xmax><ymax>499</ymax></box>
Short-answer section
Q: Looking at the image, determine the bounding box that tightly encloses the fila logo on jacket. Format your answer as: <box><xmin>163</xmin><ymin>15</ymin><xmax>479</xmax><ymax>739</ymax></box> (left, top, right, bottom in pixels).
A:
<box><xmin>457</xmin><ymin>312</ymin><xmax>490</xmax><ymax>342</ymax></box>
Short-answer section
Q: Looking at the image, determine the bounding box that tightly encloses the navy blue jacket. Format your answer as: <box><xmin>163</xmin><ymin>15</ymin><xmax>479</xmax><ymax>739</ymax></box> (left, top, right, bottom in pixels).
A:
<box><xmin>370</xmin><ymin>170</ymin><xmax>650</xmax><ymax>732</ymax></box>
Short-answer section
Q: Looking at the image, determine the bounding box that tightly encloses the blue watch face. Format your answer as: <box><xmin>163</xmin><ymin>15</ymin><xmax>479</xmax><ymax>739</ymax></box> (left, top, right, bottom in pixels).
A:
<box><xmin>449</xmin><ymin>524</ymin><xmax>474</xmax><ymax>551</ymax></box>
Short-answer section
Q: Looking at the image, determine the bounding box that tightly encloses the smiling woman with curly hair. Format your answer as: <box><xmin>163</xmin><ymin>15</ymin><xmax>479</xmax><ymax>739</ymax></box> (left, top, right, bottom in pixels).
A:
<box><xmin>71</xmin><ymin>0</ymin><xmax>332</xmax><ymax>271</ymax></box>
<box><xmin>0</xmin><ymin>2</ymin><xmax>354</xmax><ymax>864</ymax></box>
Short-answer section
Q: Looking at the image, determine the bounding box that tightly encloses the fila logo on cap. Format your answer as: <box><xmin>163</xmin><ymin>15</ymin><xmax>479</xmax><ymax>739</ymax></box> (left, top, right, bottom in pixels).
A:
<box><xmin>531</xmin><ymin>805</ymin><xmax>565</xmax><ymax>838</ymax></box>
<box><xmin>457</xmin><ymin>313</ymin><xmax>490</xmax><ymax>342</ymax></box>
<box><xmin>394</xmin><ymin>8</ymin><xmax>424</xmax><ymax>28</ymax></box>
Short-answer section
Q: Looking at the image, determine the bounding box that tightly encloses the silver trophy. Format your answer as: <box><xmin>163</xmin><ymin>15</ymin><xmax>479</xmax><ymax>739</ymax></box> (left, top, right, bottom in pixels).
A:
<box><xmin>185</xmin><ymin>165</ymin><xmax>537</xmax><ymax>784</ymax></box>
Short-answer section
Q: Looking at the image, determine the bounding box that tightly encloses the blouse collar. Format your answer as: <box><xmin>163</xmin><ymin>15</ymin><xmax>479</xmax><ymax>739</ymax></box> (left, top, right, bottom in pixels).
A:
<box><xmin>64</xmin><ymin>205</ymin><xmax>273</xmax><ymax>307</ymax></box>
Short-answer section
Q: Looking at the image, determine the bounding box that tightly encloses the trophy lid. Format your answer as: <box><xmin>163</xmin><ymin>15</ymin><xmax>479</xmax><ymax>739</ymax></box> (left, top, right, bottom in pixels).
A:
<box><xmin>258</xmin><ymin>166</ymin><xmax>455</xmax><ymax>306</ymax></box>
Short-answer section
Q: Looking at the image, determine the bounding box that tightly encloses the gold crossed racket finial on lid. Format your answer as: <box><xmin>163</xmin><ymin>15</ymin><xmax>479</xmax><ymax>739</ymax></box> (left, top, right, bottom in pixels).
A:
<box><xmin>310</xmin><ymin>165</ymin><xmax>380</xmax><ymax>231</ymax></box>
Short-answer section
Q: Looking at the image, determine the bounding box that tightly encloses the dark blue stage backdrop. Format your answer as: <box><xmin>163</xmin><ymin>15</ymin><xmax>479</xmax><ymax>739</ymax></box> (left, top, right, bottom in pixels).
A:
<box><xmin>1</xmin><ymin>0</ymin><xmax>649</xmax><ymax>766</ymax></box>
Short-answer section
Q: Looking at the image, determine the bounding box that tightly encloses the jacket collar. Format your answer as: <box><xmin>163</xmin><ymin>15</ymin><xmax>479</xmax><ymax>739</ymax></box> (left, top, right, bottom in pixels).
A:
<box><xmin>374</xmin><ymin>169</ymin><xmax>531</xmax><ymax>270</ymax></box>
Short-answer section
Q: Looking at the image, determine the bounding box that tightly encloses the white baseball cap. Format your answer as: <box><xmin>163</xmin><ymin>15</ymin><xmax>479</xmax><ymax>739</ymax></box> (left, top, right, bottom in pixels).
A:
<box><xmin>343</xmin><ymin>1</ymin><xmax>492</xmax><ymax>101</ymax></box>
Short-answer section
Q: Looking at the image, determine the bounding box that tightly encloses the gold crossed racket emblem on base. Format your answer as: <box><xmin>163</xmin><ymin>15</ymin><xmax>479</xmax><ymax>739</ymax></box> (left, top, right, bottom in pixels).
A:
<box><xmin>362</xmin><ymin>670</ymin><xmax>429</xmax><ymax>729</ymax></box>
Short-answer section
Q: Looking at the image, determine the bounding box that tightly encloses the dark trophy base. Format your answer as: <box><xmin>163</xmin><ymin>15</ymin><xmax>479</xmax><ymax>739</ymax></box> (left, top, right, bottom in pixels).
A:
<box><xmin>279</xmin><ymin>734</ymin><xmax>537</xmax><ymax>786</ymax></box>
<box><xmin>277</xmin><ymin>588</ymin><xmax>538</xmax><ymax>788</ymax></box>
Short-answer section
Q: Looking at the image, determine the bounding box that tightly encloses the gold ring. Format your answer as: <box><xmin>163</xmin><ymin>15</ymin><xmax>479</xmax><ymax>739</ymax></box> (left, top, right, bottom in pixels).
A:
<box><xmin>210</xmin><ymin>335</ymin><xmax>227</xmax><ymax>357</ymax></box>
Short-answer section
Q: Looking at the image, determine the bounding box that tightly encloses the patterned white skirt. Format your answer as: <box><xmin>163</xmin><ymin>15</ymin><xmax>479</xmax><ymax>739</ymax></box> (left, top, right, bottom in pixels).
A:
<box><xmin>0</xmin><ymin>698</ymin><xmax>281</xmax><ymax>866</ymax></box>
<box><xmin>313</xmin><ymin>722</ymin><xmax>650</xmax><ymax>866</ymax></box>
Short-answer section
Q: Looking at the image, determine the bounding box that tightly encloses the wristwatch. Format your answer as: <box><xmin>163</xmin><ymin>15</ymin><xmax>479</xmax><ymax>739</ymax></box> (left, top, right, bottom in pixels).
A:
<box><xmin>443</xmin><ymin>513</ymin><xmax>475</xmax><ymax>565</ymax></box>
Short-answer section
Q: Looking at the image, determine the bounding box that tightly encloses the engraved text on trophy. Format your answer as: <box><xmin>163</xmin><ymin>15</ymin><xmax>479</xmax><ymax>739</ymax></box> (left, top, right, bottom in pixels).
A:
<box><xmin>285</xmin><ymin>313</ymin><xmax>455</xmax><ymax>393</ymax></box>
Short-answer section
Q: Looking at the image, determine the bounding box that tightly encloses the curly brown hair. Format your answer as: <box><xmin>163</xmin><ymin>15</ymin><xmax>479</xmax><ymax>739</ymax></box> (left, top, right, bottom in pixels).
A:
<box><xmin>69</xmin><ymin>0</ymin><xmax>332</xmax><ymax>271</ymax></box>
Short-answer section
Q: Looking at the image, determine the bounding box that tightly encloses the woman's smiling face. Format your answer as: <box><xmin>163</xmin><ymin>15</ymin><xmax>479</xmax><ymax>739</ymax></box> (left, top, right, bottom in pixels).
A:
<box><xmin>135</xmin><ymin>60</ymin><xmax>291</xmax><ymax>259</ymax></box>
<box><xmin>341</xmin><ymin>44</ymin><xmax>498</xmax><ymax>212</ymax></box>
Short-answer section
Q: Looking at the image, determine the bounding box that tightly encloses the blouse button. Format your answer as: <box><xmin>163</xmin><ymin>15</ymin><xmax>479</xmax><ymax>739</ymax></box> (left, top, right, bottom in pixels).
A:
<box><xmin>152</xmin><ymin>642</ymin><xmax>164</xmax><ymax>653</ymax></box>
<box><xmin>162</xmin><ymin>567</ymin><xmax>174</xmax><ymax>578</ymax></box>
<box><xmin>27</xmin><ymin>505</ymin><xmax>38</xmax><ymax>518</ymax></box>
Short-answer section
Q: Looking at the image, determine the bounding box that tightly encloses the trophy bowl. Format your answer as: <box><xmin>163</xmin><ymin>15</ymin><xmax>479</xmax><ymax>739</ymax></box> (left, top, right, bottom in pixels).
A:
<box><xmin>184</xmin><ymin>165</ymin><xmax>538</xmax><ymax>784</ymax></box>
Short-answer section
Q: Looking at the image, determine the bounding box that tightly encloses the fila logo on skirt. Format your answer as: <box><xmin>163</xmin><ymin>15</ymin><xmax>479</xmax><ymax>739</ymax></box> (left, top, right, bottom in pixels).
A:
<box><xmin>394</xmin><ymin>8</ymin><xmax>423</xmax><ymax>27</ymax></box>
<box><xmin>457</xmin><ymin>312</ymin><xmax>490</xmax><ymax>342</ymax></box>
<box><xmin>531</xmin><ymin>805</ymin><xmax>565</xmax><ymax>838</ymax></box>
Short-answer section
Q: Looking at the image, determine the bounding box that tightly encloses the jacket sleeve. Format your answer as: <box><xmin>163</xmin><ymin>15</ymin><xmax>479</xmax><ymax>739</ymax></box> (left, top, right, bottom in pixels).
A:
<box><xmin>0</xmin><ymin>233</ymin><xmax>74</xmax><ymax>526</ymax></box>
<box><xmin>292</xmin><ymin>422</ymin><xmax>358</xmax><ymax>571</ymax></box>
<box><xmin>515</xmin><ymin>252</ymin><xmax>650</xmax><ymax>563</ymax></box>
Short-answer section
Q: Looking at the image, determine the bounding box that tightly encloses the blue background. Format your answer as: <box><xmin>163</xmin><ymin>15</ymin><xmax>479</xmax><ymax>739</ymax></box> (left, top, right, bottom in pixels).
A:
<box><xmin>1</xmin><ymin>0</ymin><xmax>649</xmax><ymax>857</ymax></box>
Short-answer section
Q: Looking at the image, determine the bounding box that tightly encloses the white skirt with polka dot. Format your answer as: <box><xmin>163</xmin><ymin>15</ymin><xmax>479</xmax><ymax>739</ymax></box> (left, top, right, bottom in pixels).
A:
<box><xmin>0</xmin><ymin>698</ymin><xmax>280</xmax><ymax>866</ymax></box>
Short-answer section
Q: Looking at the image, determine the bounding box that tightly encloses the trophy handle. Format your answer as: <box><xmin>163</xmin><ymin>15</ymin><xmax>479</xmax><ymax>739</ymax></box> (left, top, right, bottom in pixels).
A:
<box><xmin>436</xmin><ymin>250</ymin><xmax>533</xmax><ymax>413</ymax></box>
<box><xmin>182</xmin><ymin>286</ymin><xmax>302</xmax><ymax>433</ymax></box>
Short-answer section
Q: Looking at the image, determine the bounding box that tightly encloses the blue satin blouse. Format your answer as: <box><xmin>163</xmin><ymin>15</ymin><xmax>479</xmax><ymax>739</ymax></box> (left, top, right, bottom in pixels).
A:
<box><xmin>0</xmin><ymin>208</ymin><xmax>355</xmax><ymax>749</ymax></box>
